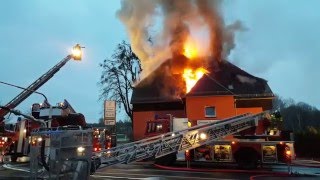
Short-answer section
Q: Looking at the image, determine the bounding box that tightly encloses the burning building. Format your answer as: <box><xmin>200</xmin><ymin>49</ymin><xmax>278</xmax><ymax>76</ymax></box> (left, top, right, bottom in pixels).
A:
<box><xmin>131</xmin><ymin>57</ymin><xmax>274</xmax><ymax>140</ymax></box>
<box><xmin>117</xmin><ymin>0</ymin><xmax>274</xmax><ymax>140</ymax></box>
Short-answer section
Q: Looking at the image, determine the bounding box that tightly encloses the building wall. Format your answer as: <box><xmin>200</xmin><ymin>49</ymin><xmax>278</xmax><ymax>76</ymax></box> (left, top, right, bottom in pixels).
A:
<box><xmin>235</xmin><ymin>98</ymin><xmax>273</xmax><ymax>111</ymax></box>
<box><xmin>133</xmin><ymin>96</ymin><xmax>272</xmax><ymax>140</ymax></box>
<box><xmin>133</xmin><ymin>110</ymin><xmax>185</xmax><ymax>140</ymax></box>
<box><xmin>185</xmin><ymin>95</ymin><xmax>236</xmax><ymax>125</ymax></box>
<box><xmin>186</xmin><ymin>95</ymin><xmax>268</xmax><ymax>135</ymax></box>
<box><xmin>235</xmin><ymin>107</ymin><xmax>266</xmax><ymax>134</ymax></box>
<box><xmin>236</xmin><ymin>107</ymin><xmax>263</xmax><ymax>115</ymax></box>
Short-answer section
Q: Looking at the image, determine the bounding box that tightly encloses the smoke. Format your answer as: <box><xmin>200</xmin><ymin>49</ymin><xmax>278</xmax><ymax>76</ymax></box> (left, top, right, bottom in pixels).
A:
<box><xmin>236</xmin><ymin>74</ymin><xmax>257</xmax><ymax>84</ymax></box>
<box><xmin>117</xmin><ymin>0</ymin><xmax>245</xmax><ymax>81</ymax></box>
<box><xmin>223</xmin><ymin>20</ymin><xmax>248</xmax><ymax>58</ymax></box>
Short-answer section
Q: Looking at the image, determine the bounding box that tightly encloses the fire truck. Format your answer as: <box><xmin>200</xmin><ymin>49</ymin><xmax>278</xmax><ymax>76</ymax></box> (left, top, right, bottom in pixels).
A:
<box><xmin>23</xmin><ymin>109</ymin><xmax>292</xmax><ymax>178</ymax></box>
<box><xmin>143</xmin><ymin>113</ymin><xmax>294</xmax><ymax>168</ymax></box>
<box><xmin>0</xmin><ymin>44</ymin><xmax>83</xmax><ymax>132</ymax></box>
<box><xmin>92</xmin><ymin>127</ymin><xmax>113</xmax><ymax>152</ymax></box>
<box><xmin>0</xmin><ymin>44</ymin><xmax>108</xmax><ymax>162</ymax></box>
<box><xmin>95</xmin><ymin>111</ymin><xmax>294</xmax><ymax>170</ymax></box>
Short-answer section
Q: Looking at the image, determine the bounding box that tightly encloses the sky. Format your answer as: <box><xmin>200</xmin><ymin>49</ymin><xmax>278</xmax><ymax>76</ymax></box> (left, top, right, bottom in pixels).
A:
<box><xmin>0</xmin><ymin>0</ymin><xmax>319</xmax><ymax>123</ymax></box>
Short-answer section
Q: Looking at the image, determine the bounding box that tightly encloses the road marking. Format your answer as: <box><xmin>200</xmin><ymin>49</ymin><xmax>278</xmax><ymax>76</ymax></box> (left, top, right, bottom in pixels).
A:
<box><xmin>94</xmin><ymin>172</ymin><xmax>236</xmax><ymax>180</ymax></box>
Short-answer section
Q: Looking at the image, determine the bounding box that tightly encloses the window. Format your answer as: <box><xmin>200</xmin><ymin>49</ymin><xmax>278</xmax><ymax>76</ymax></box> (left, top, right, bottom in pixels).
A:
<box><xmin>213</xmin><ymin>145</ymin><xmax>232</xmax><ymax>161</ymax></box>
<box><xmin>205</xmin><ymin>106</ymin><xmax>216</xmax><ymax>117</ymax></box>
<box><xmin>147</xmin><ymin>122</ymin><xmax>163</xmax><ymax>133</ymax></box>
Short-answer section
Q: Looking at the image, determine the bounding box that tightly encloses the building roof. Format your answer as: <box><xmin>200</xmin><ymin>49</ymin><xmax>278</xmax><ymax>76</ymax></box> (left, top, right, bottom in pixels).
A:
<box><xmin>131</xmin><ymin>60</ymin><xmax>183</xmax><ymax>104</ymax></box>
<box><xmin>131</xmin><ymin>58</ymin><xmax>273</xmax><ymax>104</ymax></box>
<box><xmin>188</xmin><ymin>60</ymin><xmax>274</xmax><ymax>97</ymax></box>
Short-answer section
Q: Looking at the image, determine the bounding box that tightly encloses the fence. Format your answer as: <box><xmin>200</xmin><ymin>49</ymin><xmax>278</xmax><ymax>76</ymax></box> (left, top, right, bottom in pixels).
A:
<box><xmin>30</xmin><ymin>127</ymin><xmax>93</xmax><ymax>180</ymax></box>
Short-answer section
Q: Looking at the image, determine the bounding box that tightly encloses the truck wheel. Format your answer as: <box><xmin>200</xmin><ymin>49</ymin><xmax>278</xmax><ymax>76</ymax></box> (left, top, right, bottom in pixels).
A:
<box><xmin>155</xmin><ymin>152</ymin><xmax>177</xmax><ymax>166</ymax></box>
<box><xmin>234</xmin><ymin>147</ymin><xmax>258</xmax><ymax>169</ymax></box>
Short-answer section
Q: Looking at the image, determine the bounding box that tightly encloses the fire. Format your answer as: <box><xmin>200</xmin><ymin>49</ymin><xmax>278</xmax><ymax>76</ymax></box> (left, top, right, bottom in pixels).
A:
<box><xmin>180</xmin><ymin>36</ymin><xmax>209</xmax><ymax>93</ymax></box>
<box><xmin>183</xmin><ymin>39</ymin><xmax>198</xmax><ymax>59</ymax></box>
<box><xmin>183</xmin><ymin>67</ymin><xmax>208</xmax><ymax>93</ymax></box>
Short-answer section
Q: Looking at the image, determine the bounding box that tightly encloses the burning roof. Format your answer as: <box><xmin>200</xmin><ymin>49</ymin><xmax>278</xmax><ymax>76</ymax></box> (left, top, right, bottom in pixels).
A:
<box><xmin>188</xmin><ymin>60</ymin><xmax>273</xmax><ymax>97</ymax></box>
<box><xmin>131</xmin><ymin>58</ymin><xmax>273</xmax><ymax>104</ymax></box>
<box><xmin>131</xmin><ymin>60</ymin><xmax>184</xmax><ymax>104</ymax></box>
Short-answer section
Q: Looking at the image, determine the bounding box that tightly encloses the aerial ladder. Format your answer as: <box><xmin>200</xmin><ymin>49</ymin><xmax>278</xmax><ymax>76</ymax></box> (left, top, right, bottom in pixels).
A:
<box><xmin>96</xmin><ymin>111</ymin><xmax>270</xmax><ymax>167</ymax></box>
<box><xmin>0</xmin><ymin>44</ymin><xmax>83</xmax><ymax>137</ymax></box>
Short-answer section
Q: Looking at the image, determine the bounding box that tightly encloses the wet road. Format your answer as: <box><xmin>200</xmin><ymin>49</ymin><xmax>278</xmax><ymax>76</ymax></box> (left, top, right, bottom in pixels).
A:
<box><xmin>92</xmin><ymin>163</ymin><xmax>250</xmax><ymax>179</ymax></box>
<box><xmin>91</xmin><ymin>162</ymin><xmax>320</xmax><ymax>180</ymax></box>
<box><xmin>1</xmin><ymin>162</ymin><xmax>320</xmax><ymax>180</ymax></box>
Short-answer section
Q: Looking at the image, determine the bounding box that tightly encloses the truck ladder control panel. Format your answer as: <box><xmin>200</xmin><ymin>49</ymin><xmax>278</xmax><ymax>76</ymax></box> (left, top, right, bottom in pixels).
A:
<box><xmin>96</xmin><ymin>111</ymin><xmax>269</xmax><ymax>167</ymax></box>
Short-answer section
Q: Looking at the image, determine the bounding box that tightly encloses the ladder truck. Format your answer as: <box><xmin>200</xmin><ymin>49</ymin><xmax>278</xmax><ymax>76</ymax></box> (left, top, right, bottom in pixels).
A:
<box><xmin>95</xmin><ymin>111</ymin><xmax>294</xmax><ymax>169</ymax></box>
<box><xmin>26</xmin><ymin>111</ymin><xmax>275</xmax><ymax>178</ymax></box>
<box><xmin>0</xmin><ymin>44</ymin><xmax>83</xmax><ymax>161</ymax></box>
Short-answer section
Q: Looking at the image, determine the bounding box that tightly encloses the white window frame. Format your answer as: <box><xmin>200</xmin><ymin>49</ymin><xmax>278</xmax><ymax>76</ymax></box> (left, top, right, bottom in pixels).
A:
<box><xmin>205</xmin><ymin>106</ymin><xmax>216</xmax><ymax>118</ymax></box>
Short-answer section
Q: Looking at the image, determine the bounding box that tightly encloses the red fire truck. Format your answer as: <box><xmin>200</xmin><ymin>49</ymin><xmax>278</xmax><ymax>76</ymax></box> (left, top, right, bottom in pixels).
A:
<box><xmin>93</xmin><ymin>127</ymin><xmax>113</xmax><ymax>152</ymax></box>
<box><xmin>145</xmin><ymin>113</ymin><xmax>294</xmax><ymax>169</ymax></box>
<box><xmin>0</xmin><ymin>44</ymin><xmax>111</xmax><ymax>162</ymax></box>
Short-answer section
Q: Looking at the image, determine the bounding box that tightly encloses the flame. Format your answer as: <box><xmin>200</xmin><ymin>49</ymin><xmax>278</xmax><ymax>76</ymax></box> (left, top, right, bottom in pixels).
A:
<box><xmin>183</xmin><ymin>67</ymin><xmax>208</xmax><ymax>93</ymax></box>
<box><xmin>183</xmin><ymin>39</ymin><xmax>199</xmax><ymax>59</ymax></box>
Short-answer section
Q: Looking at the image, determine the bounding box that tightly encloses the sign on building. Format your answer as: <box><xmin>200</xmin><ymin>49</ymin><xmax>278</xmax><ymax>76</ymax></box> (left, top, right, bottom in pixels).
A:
<box><xmin>104</xmin><ymin>100</ymin><xmax>116</xmax><ymax>126</ymax></box>
<box><xmin>197</xmin><ymin>120</ymin><xmax>219</xmax><ymax>126</ymax></box>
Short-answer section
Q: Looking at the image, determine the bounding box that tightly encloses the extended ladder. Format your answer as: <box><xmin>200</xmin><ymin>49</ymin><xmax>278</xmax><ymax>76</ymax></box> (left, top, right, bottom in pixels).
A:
<box><xmin>0</xmin><ymin>43</ymin><xmax>82</xmax><ymax>122</ymax></box>
<box><xmin>0</xmin><ymin>56</ymin><xmax>72</xmax><ymax>119</ymax></box>
<box><xmin>96</xmin><ymin>111</ymin><xmax>270</xmax><ymax>167</ymax></box>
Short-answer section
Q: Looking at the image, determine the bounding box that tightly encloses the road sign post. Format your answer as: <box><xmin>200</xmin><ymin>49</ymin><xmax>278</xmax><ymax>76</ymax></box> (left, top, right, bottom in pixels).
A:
<box><xmin>104</xmin><ymin>100</ymin><xmax>116</xmax><ymax>125</ymax></box>
<box><xmin>104</xmin><ymin>100</ymin><xmax>116</xmax><ymax>147</ymax></box>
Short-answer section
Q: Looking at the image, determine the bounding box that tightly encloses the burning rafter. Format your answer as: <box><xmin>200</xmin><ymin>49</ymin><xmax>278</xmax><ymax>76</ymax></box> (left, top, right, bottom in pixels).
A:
<box><xmin>183</xmin><ymin>67</ymin><xmax>208</xmax><ymax>93</ymax></box>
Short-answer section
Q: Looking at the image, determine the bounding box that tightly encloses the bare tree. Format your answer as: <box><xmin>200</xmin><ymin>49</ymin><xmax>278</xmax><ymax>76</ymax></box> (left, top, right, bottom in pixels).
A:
<box><xmin>99</xmin><ymin>41</ymin><xmax>142</xmax><ymax>122</ymax></box>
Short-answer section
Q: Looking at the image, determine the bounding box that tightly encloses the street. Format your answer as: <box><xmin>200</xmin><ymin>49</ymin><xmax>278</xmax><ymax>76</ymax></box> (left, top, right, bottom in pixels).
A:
<box><xmin>1</xmin><ymin>160</ymin><xmax>320</xmax><ymax>180</ymax></box>
<box><xmin>92</xmin><ymin>163</ymin><xmax>250</xmax><ymax>180</ymax></box>
<box><xmin>90</xmin><ymin>162</ymin><xmax>320</xmax><ymax>180</ymax></box>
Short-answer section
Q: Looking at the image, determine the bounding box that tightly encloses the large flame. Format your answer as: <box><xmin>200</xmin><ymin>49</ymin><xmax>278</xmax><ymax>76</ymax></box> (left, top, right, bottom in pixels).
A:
<box><xmin>183</xmin><ymin>67</ymin><xmax>208</xmax><ymax>93</ymax></box>
<box><xmin>183</xmin><ymin>38</ymin><xmax>199</xmax><ymax>59</ymax></box>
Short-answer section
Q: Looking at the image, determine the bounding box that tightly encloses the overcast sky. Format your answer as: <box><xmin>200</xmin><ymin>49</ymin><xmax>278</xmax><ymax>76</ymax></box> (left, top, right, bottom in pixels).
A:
<box><xmin>0</xmin><ymin>0</ymin><xmax>319</xmax><ymax>123</ymax></box>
